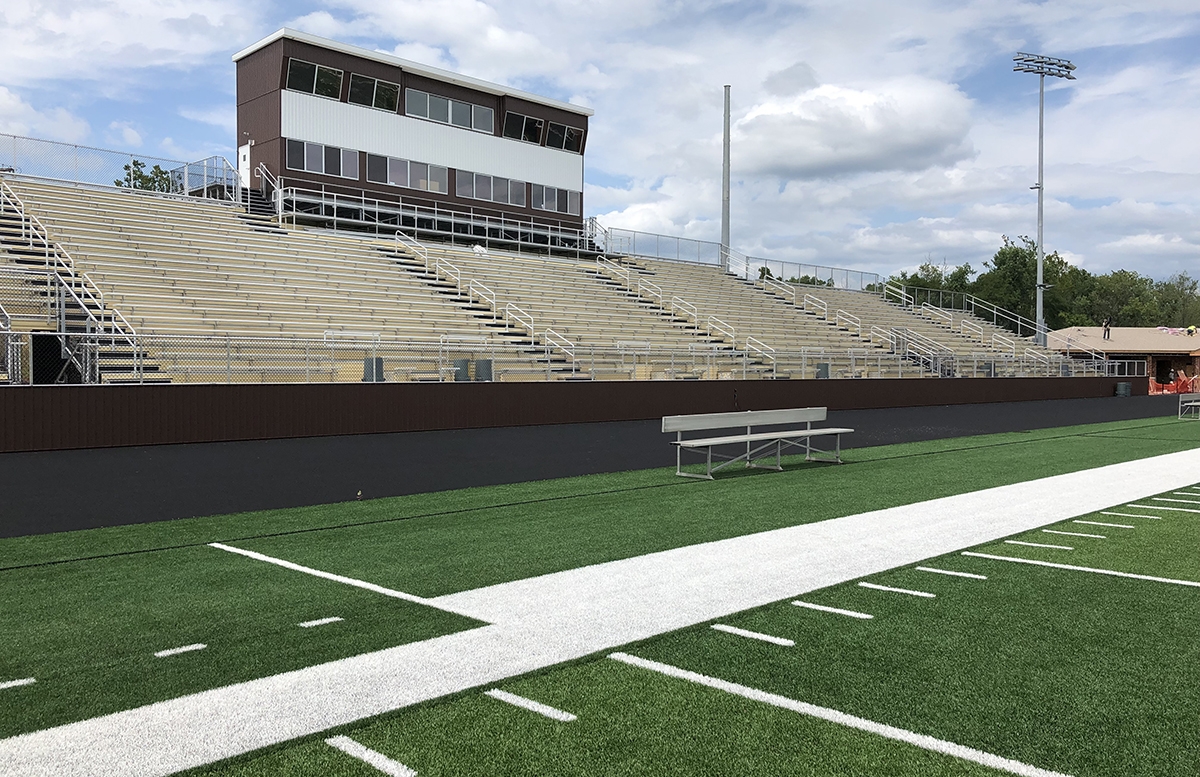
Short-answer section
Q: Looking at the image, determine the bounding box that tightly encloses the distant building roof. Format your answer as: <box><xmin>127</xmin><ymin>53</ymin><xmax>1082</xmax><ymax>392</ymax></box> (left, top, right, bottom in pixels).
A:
<box><xmin>232</xmin><ymin>28</ymin><xmax>594</xmax><ymax>117</ymax></box>
<box><xmin>1049</xmin><ymin>326</ymin><xmax>1200</xmax><ymax>356</ymax></box>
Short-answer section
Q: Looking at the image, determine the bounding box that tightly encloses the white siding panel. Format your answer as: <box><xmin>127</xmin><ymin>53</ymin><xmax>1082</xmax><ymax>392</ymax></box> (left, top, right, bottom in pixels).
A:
<box><xmin>281</xmin><ymin>91</ymin><xmax>583</xmax><ymax>191</ymax></box>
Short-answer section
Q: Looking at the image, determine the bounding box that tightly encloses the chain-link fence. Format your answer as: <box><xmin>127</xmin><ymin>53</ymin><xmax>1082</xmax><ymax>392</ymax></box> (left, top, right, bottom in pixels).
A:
<box><xmin>0</xmin><ymin>331</ymin><xmax>1146</xmax><ymax>385</ymax></box>
<box><xmin>0</xmin><ymin>133</ymin><xmax>238</xmax><ymax>201</ymax></box>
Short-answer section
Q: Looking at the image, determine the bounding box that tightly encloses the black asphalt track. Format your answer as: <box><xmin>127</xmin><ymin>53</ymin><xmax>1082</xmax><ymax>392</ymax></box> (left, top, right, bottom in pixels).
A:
<box><xmin>0</xmin><ymin>394</ymin><xmax>1181</xmax><ymax>538</ymax></box>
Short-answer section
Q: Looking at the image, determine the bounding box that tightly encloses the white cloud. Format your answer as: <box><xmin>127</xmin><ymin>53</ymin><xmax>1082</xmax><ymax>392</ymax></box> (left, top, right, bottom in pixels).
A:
<box><xmin>179</xmin><ymin>106</ymin><xmax>236</xmax><ymax>136</ymax></box>
<box><xmin>0</xmin><ymin>87</ymin><xmax>89</xmax><ymax>143</ymax></box>
<box><xmin>107</xmin><ymin>120</ymin><xmax>143</xmax><ymax>148</ymax></box>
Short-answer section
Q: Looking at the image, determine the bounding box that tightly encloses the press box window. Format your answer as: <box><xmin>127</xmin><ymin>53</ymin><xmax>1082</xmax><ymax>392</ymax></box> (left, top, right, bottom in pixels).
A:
<box><xmin>456</xmin><ymin>170</ymin><xmax>527</xmax><ymax>206</ymax></box>
<box><xmin>546</xmin><ymin>122</ymin><xmax>584</xmax><ymax>153</ymax></box>
<box><xmin>405</xmin><ymin>89</ymin><xmax>494</xmax><ymax>134</ymax></box>
<box><xmin>503</xmin><ymin>112</ymin><xmax>543</xmax><ymax>144</ymax></box>
<box><xmin>348</xmin><ymin>74</ymin><xmax>400</xmax><ymax>112</ymax></box>
<box><xmin>285</xmin><ymin>139</ymin><xmax>358</xmax><ymax>180</ymax></box>
<box><xmin>531</xmin><ymin>184</ymin><xmax>581</xmax><ymax>216</ymax></box>
<box><xmin>366</xmin><ymin>153</ymin><xmax>447</xmax><ymax>193</ymax></box>
<box><xmin>285</xmin><ymin>58</ymin><xmax>342</xmax><ymax>99</ymax></box>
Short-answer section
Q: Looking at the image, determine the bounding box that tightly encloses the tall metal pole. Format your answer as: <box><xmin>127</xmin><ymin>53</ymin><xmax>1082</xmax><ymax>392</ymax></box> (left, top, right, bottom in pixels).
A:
<box><xmin>721</xmin><ymin>84</ymin><xmax>731</xmax><ymax>271</ymax></box>
<box><xmin>1036</xmin><ymin>73</ymin><xmax>1045</xmax><ymax>346</ymax></box>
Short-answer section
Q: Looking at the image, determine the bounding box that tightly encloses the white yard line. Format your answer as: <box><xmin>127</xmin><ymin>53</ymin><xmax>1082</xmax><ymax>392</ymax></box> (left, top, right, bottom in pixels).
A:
<box><xmin>484</xmin><ymin>689</ymin><xmax>576</xmax><ymax>722</ymax></box>
<box><xmin>1100</xmin><ymin>511</ymin><xmax>1160</xmax><ymax>520</ymax></box>
<box><xmin>299</xmin><ymin>617</ymin><xmax>344</xmax><ymax>629</ymax></box>
<box><xmin>1129</xmin><ymin>504</ymin><xmax>1200</xmax><ymax>514</ymax></box>
<box><xmin>792</xmin><ymin>601</ymin><xmax>874</xmax><ymax>619</ymax></box>
<box><xmin>1042</xmin><ymin>530</ymin><xmax>1105</xmax><ymax>539</ymax></box>
<box><xmin>609</xmin><ymin>652</ymin><xmax>1072</xmax><ymax>777</ymax></box>
<box><xmin>1154</xmin><ymin>497</ymin><xmax>1200</xmax><ymax>505</ymax></box>
<box><xmin>1005</xmin><ymin>540</ymin><xmax>1073</xmax><ymax>550</ymax></box>
<box><xmin>154</xmin><ymin>644</ymin><xmax>206</xmax><ymax>659</ymax></box>
<box><xmin>1172</xmin><ymin>491</ymin><xmax>1200</xmax><ymax>497</ymax></box>
<box><xmin>0</xmin><ymin>679</ymin><xmax>35</xmax><ymax>691</ymax></box>
<box><xmin>6</xmin><ymin>447</ymin><xmax>1200</xmax><ymax>777</ymax></box>
<box><xmin>857</xmin><ymin>582</ymin><xmax>935</xmax><ymax>598</ymax></box>
<box><xmin>711</xmin><ymin>623</ymin><xmax>795</xmax><ymax>647</ymax></box>
<box><xmin>325</xmin><ymin>736</ymin><xmax>416</xmax><ymax>777</ymax></box>
<box><xmin>1074</xmin><ymin>520</ymin><xmax>1134</xmax><ymax>529</ymax></box>
<box><xmin>962</xmin><ymin>552</ymin><xmax>1200</xmax><ymax>588</ymax></box>
<box><xmin>207</xmin><ymin>543</ymin><xmax>475</xmax><ymax>618</ymax></box>
<box><xmin>916</xmin><ymin>566</ymin><xmax>987</xmax><ymax>580</ymax></box>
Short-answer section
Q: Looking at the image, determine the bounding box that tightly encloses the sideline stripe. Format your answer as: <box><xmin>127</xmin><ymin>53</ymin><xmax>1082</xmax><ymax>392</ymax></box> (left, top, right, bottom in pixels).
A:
<box><xmin>711</xmin><ymin>623</ymin><xmax>795</xmax><ymax>647</ymax></box>
<box><xmin>1042</xmin><ymin>529</ymin><xmax>1105</xmax><ymax>539</ymax></box>
<box><xmin>1100</xmin><ymin>511</ymin><xmax>1159</xmax><ymax>520</ymax></box>
<box><xmin>858</xmin><ymin>582</ymin><xmax>935</xmax><ymax>598</ymax></box>
<box><xmin>1129</xmin><ymin>504</ymin><xmax>1200</xmax><ymax>514</ymax></box>
<box><xmin>1153</xmin><ymin>497</ymin><xmax>1200</xmax><ymax>505</ymax></box>
<box><xmin>962</xmin><ymin>552</ymin><xmax>1200</xmax><ymax>588</ymax></box>
<box><xmin>792</xmin><ymin>600</ymin><xmax>873</xmax><ymax>619</ymax></box>
<box><xmin>916</xmin><ymin>566</ymin><xmax>987</xmax><ymax>580</ymax></box>
<box><xmin>208</xmin><ymin>543</ymin><xmax>471</xmax><ymax>616</ymax></box>
<box><xmin>0</xmin><ymin>678</ymin><xmax>36</xmax><ymax>691</ymax></box>
<box><xmin>154</xmin><ymin>644</ymin><xmax>206</xmax><ymax>658</ymax></box>
<box><xmin>326</xmin><ymin>735</ymin><xmax>416</xmax><ymax>777</ymax></box>
<box><xmin>1074</xmin><ymin>520</ymin><xmax>1133</xmax><ymax>529</ymax></box>
<box><xmin>1005</xmin><ymin>540</ymin><xmax>1073</xmax><ymax>550</ymax></box>
<box><xmin>609</xmin><ymin>652</ymin><xmax>1072</xmax><ymax>777</ymax></box>
<box><xmin>299</xmin><ymin>617</ymin><xmax>344</xmax><ymax>629</ymax></box>
<box><xmin>484</xmin><ymin>689</ymin><xmax>577</xmax><ymax>722</ymax></box>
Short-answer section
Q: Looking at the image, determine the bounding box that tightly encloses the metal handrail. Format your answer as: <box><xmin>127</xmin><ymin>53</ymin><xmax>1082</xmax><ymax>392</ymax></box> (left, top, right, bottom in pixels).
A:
<box><xmin>637</xmin><ymin>279</ymin><xmax>663</xmax><ymax>305</ymax></box>
<box><xmin>921</xmin><ymin>303</ymin><xmax>954</xmax><ymax>326</ymax></box>
<box><xmin>544</xmin><ymin>328</ymin><xmax>576</xmax><ymax>361</ymax></box>
<box><xmin>671</xmin><ymin>297</ymin><xmax>697</xmax><ymax>320</ymax></box>
<box><xmin>834</xmin><ymin>309</ymin><xmax>862</xmax><ymax>336</ymax></box>
<box><xmin>506</xmin><ymin>303</ymin><xmax>534</xmax><ymax>334</ymax></box>
<box><xmin>746</xmin><ymin>336</ymin><xmax>775</xmax><ymax>361</ymax></box>
<box><xmin>468</xmin><ymin>280</ymin><xmax>496</xmax><ymax>318</ymax></box>
<box><xmin>869</xmin><ymin>325</ymin><xmax>896</xmax><ymax>348</ymax></box>
<box><xmin>1024</xmin><ymin>348</ymin><xmax>1051</xmax><ymax>364</ymax></box>
<box><xmin>991</xmin><ymin>332</ymin><xmax>1016</xmax><ymax>355</ymax></box>
<box><xmin>763</xmin><ymin>277</ymin><xmax>796</xmax><ymax>304</ymax></box>
<box><xmin>597</xmin><ymin>257</ymin><xmax>630</xmax><ymax>281</ymax></box>
<box><xmin>395</xmin><ymin>230</ymin><xmax>431</xmax><ymax>266</ymax></box>
<box><xmin>0</xmin><ymin>300</ymin><xmax>10</xmax><ymax>331</ymax></box>
<box><xmin>960</xmin><ymin>319</ymin><xmax>984</xmax><ymax>339</ymax></box>
<box><xmin>884</xmin><ymin>282</ymin><xmax>914</xmax><ymax>307</ymax></box>
<box><xmin>707</xmin><ymin>316</ymin><xmax>735</xmax><ymax>342</ymax></box>
<box><xmin>323</xmin><ymin>330</ymin><xmax>381</xmax><ymax>344</ymax></box>
<box><xmin>894</xmin><ymin>327</ymin><xmax>954</xmax><ymax>355</ymax></box>
<box><xmin>802</xmin><ymin>294</ymin><xmax>828</xmax><ymax>319</ymax></box>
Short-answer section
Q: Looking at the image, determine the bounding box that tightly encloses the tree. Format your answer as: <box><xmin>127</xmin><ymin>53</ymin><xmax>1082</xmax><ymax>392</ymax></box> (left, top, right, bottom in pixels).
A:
<box><xmin>1156</xmin><ymin>272</ymin><xmax>1200</xmax><ymax>328</ymax></box>
<box><xmin>889</xmin><ymin>257</ymin><xmax>975</xmax><ymax>293</ymax></box>
<box><xmin>971</xmin><ymin>235</ymin><xmax>1079</xmax><ymax>329</ymax></box>
<box><xmin>758</xmin><ymin>266</ymin><xmax>774</xmax><ymax>280</ymax></box>
<box><xmin>1089</xmin><ymin>270</ymin><xmax>1160</xmax><ymax>327</ymax></box>
<box><xmin>115</xmin><ymin>159</ymin><xmax>175</xmax><ymax>193</ymax></box>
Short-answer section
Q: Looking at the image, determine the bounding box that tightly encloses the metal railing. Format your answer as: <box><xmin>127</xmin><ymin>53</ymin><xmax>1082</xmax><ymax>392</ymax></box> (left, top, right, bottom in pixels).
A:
<box><xmin>0</xmin><ymin>133</ymin><xmax>238</xmax><ymax>202</ymax></box>
<box><xmin>835</xmin><ymin>310</ymin><xmax>862</xmax><ymax>336</ymax></box>
<box><xmin>0</xmin><ymin>331</ymin><xmax>1147</xmax><ymax>385</ymax></box>
<box><xmin>603</xmin><ymin>227</ymin><xmax>882</xmax><ymax>291</ymax></box>
<box><xmin>802</xmin><ymin>294</ymin><xmax>828</xmax><ymax>319</ymax></box>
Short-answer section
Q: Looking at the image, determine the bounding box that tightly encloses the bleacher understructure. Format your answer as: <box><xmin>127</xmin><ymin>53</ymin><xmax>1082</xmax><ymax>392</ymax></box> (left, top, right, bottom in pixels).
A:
<box><xmin>0</xmin><ymin>175</ymin><xmax>1123</xmax><ymax>385</ymax></box>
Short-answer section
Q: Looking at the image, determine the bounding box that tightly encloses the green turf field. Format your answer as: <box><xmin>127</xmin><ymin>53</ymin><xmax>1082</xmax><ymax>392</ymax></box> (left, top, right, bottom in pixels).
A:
<box><xmin>0</xmin><ymin>415</ymin><xmax>1197</xmax><ymax>768</ymax></box>
<box><xmin>189</xmin><ymin>483</ymin><xmax>1200</xmax><ymax>777</ymax></box>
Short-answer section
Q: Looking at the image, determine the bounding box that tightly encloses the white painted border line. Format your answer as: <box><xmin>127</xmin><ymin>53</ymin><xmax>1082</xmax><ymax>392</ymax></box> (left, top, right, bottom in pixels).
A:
<box><xmin>858</xmin><ymin>582</ymin><xmax>935</xmax><ymax>598</ymax></box>
<box><xmin>962</xmin><ymin>552</ymin><xmax>1200</xmax><ymax>588</ymax></box>
<box><xmin>609</xmin><ymin>652</ymin><xmax>1072</xmax><ymax>777</ymax></box>
<box><xmin>1153</xmin><ymin>497</ymin><xmax>1200</xmax><ymax>505</ymax></box>
<box><xmin>711</xmin><ymin>623</ymin><xmax>795</xmax><ymax>647</ymax></box>
<box><xmin>916</xmin><ymin>566</ymin><xmax>987</xmax><ymax>580</ymax></box>
<box><xmin>1129</xmin><ymin>504</ymin><xmax>1200</xmax><ymax>514</ymax></box>
<box><xmin>1100</xmin><ymin>511</ymin><xmax>1159</xmax><ymax>520</ymax></box>
<box><xmin>484</xmin><ymin>689</ymin><xmax>576</xmax><ymax>722</ymax></box>
<box><xmin>154</xmin><ymin>644</ymin><xmax>206</xmax><ymax>658</ymax></box>
<box><xmin>1074</xmin><ymin>520</ymin><xmax>1134</xmax><ymax>529</ymax></box>
<box><xmin>299</xmin><ymin>617</ymin><xmax>344</xmax><ymax>629</ymax></box>
<box><xmin>1042</xmin><ymin>530</ymin><xmax>1105</xmax><ymax>539</ymax></box>
<box><xmin>1004</xmin><ymin>540</ymin><xmax>1073</xmax><ymax>550</ymax></box>
<box><xmin>1172</xmin><ymin>491</ymin><xmax>1200</xmax><ymax>497</ymax></box>
<box><xmin>208</xmin><ymin>542</ymin><xmax>474</xmax><ymax>617</ymax></box>
<box><xmin>792</xmin><ymin>600</ymin><xmax>873</xmax><ymax>619</ymax></box>
<box><xmin>326</xmin><ymin>735</ymin><xmax>416</xmax><ymax>777</ymax></box>
<box><xmin>0</xmin><ymin>678</ymin><xmax>36</xmax><ymax>691</ymax></box>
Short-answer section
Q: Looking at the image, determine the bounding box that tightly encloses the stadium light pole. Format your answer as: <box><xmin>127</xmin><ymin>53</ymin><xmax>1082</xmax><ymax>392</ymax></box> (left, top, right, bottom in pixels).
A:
<box><xmin>721</xmin><ymin>84</ymin><xmax>731</xmax><ymax>271</ymax></box>
<box><xmin>1013</xmin><ymin>52</ymin><xmax>1076</xmax><ymax>346</ymax></box>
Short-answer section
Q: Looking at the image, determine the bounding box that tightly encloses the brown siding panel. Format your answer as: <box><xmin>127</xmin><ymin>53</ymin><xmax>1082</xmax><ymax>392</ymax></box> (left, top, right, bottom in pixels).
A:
<box><xmin>0</xmin><ymin>377</ymin><xmax>1147</xmax><ymax>454</ymax></box>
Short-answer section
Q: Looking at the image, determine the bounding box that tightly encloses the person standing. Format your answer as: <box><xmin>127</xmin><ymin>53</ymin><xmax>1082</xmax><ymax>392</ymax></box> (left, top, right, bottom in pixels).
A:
<box><xmin>1102</xmin><ymin>316</ymin><xmax>1112</xmax><ymax>341</ymax></box>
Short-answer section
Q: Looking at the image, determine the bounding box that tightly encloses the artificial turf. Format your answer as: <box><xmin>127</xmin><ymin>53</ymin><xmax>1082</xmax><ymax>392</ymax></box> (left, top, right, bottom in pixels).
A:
<box><xmin>189</xmin><ymin>485</ymin><xmax>1200</xmax><ymax>776</ymax></box>
<box><xmin>0</xmin><ymin>416</ymin><xmax>1195</xmax><ymax>749</ymax></box>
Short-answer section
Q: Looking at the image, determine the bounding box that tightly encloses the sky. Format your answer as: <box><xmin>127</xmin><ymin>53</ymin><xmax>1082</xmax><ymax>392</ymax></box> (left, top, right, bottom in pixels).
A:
<box><xmin>1</xmin><ymin>1</ymin><xmax>1198</xmax><ymax>281</ymax></box>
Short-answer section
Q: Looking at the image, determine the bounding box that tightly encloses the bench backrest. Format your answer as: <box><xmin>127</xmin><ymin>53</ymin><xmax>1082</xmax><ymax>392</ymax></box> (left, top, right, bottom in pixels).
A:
<box><xmin>1179</xmin><ymin>392</ymin><xmax>1200</xmax><ymax>406</ymax></box>
<box><xmin>662</xmin><ymin>407</ymin><xmax>827</xmax><ymax>433</ymax></box>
